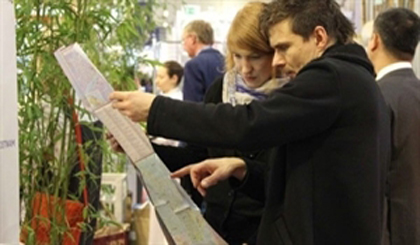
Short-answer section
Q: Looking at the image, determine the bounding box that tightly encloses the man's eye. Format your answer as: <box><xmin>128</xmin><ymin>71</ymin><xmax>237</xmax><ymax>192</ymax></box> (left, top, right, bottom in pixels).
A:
<box><xmin>277</xmin><ymin>45</ymin><xmax>289</xmax><ymax>51</ymax></box>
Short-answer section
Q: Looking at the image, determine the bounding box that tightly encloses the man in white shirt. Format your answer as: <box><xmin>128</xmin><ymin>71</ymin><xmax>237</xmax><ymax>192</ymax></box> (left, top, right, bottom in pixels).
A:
<box><xmin>367</xmin><ymin>8</ymin><xmax>420</xmax><ymax>245</ymax></box>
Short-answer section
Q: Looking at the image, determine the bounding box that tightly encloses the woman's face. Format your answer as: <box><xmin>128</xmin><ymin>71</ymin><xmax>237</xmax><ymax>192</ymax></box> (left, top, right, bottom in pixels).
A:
<box><xmin>155</xmin><ymin>66</ymin><xmax>177</xmax><ymax>93</ymax></box>
<box><xmin>232</xmin><ymin>48</ymin><xmax>273</xmax><ymax>88</ymax></box>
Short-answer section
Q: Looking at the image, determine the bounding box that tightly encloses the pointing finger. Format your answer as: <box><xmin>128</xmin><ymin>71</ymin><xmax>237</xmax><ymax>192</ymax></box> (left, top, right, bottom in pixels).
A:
<box><xmin>171</xmin><ymin>165</ymin><xmax>193</xmax><ymax>179</ymax></box>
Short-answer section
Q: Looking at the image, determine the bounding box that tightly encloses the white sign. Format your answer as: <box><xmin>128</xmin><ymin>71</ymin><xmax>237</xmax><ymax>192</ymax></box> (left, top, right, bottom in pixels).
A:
<box><xmin>0</xmin><ymin>0</ymin><xmax>20</xmax><ymax>243</ymax></box>
<box><xmin>183</xmin><ymin>4</ymin><xmax>200</xmax><ymax>16</ymax></box>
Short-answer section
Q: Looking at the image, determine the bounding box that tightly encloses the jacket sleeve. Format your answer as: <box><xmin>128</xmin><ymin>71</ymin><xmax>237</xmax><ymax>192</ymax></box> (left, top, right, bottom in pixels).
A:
<box><xmin>148</xmin><ymin>62</ymin><xmax>341</xmax><ymax>152</ymax></box>
<box><xmin>182</xmin><ymin>60</ymin><xmax>205</xmax><ymax>102</ymax></box>
<box><xmin>152</xmin><ymin>143</ymin><xmax>209</xmax><ymax>172</ymax></box>
<box><xmin>228</xmin><ymin>157</ymin><xmax>268</xmax><ymax>203</ymax></box>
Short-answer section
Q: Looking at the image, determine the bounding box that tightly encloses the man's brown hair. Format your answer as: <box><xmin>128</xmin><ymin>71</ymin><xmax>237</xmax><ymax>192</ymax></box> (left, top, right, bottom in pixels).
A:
<box><xmin>260</xmin><ymin>0</ymin><xmax>355</xmax><ymax>44</ymax></box>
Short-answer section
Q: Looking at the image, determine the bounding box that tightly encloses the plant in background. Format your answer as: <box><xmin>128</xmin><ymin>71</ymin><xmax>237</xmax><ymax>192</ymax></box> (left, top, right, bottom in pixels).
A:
<box><xmin>15</xmin><ymin>0</ymin><xmax>165</xmax><ymax>244</ymax></box>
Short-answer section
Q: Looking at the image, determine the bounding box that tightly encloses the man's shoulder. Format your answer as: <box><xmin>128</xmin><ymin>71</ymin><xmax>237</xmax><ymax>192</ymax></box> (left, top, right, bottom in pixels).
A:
<box><xmin>200</xmin><ymin>48</ymin><xmax>222</xmax><ymax>55</ymax></box>
<box><xmin>185</xmin><ymin>53</ymin><xmax>208</xmax><ymax>65</ymax></box>
<box><xmin>379</xmin><ymin>69</ymin><xmax>420</xmax><ymax>109</ymax></box>
<box><xmin>299</xmin><ymin>56</ymin><xmax>349</xmax><ymax>76</ymax></box>
<box><xmin>186</xmin><ymin>49</ymin><xmax>224</xmax><ymax>68</ymax></box>
<box><xmin>198</xmin><ymin>48</ymin><xmax>223</xmax><ymax>59</ymax></box>
<box><xmin>312</xmin><ymin>43</ymin><xmax>374</xmax><ymax>74</ymax></box>
<box><xmin>295</xmin><ymin>50</ymin><xmax>375</xmax><ymax>91</ymax></box>
<box><xmin>381</xmin><ymin>68</ymin><xmax>417</xmax><ymax>82</ymax></box>
<box><xmin>308</xmin><ymin>52</ymin><xmax>373</xmax><ymax>79</ymax></box>
<box><xmin>379</xmin><ymin>68</ymin><xmax>420</xmax><ymax>92</ymax></box>
<box><xmin>184</xmin><ymin>57</ymin><xmax>201</xmax><ymax>69</ymax></box>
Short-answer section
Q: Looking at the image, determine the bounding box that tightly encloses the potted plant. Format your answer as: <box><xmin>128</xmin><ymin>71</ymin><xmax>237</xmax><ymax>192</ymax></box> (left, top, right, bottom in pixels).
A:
<box><xmin>15</xmin><ymin>0</ymin><xmax>165</xmax><ymax>244</ymax></box>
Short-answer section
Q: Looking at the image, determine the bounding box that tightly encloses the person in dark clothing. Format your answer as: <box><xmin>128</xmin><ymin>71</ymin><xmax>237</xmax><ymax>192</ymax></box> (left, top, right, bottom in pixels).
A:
<box><xmin>366</xmin><ymin>8</ymin><xmax>420</xmax><ymax>245</ymax></box>
<box><xmin>181</xmin><ymin>20</ymin><xmax>224</xmax><ymax>102</ymax></box>
<box><xmin>110</xmin><ymin>0</ymin><xmax>391</xmax><ymax>244</ymax></box>
<box><xmin>110</xmin><ymin>3</ymin><xmax>287</xmax><ymax>244</ymax></box>
<box><xmin>180</xmin><ymin>19</ymin><xmax>225</xmax><ymax>209</ymax></box>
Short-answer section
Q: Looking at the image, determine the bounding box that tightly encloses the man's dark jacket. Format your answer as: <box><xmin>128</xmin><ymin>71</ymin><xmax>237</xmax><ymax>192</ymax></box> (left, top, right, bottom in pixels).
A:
<box><xmin>378</xmin><ymin>68</ymin><xmax>420</xmax><ymax>245</ymax></box>
<box><xmin>147</xmin><ymin>44</ymin><xmax>391</xmax><ymax>245</ymax></box>
<box><xmin>182</xmin><ymin>48</ymin><xmax>224</xmax><ymax>102</ymax></box>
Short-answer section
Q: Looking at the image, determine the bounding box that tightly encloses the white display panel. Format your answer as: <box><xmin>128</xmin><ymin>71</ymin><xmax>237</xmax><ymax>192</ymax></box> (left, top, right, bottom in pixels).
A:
<box><xmin>0</xmin><ymin>0</ymin><xmax>20</xmax><ymax>243</ymax></box>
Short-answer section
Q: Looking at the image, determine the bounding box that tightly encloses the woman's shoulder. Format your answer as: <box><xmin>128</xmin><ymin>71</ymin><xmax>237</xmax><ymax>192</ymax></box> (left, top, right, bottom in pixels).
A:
<box><xmin>204</xmin><ymin>75</ymin><xmax>225</xmax><ymax>103</ymax></box>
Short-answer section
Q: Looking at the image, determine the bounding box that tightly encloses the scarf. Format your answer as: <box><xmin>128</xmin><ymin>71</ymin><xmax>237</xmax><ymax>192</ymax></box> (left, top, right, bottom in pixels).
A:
<box><xmin>222</xmin><ymin>70</ymin><xmax>289</xmax><ymax>106</ymax></box>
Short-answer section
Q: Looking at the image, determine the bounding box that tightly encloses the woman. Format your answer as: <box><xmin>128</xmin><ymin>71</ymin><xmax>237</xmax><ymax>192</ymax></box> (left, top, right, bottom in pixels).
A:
<box><xmin>155</xmin><ymin>60</ymin><xmax>183</xmax><ymax>101</ymax></box>
<box><xmin>110</xmin><ymin>2</ymin><xmax>287</xmax><ymax>244</ymax></box>
<box><xmin>151</xmin><ymin>60</ymin><xmax>184</xmax><ymax>147</ymax></box>
<box><xmin>154</xmin><ymin>2</ymin><xmax>287</xmax><ymax>244</ymax></box>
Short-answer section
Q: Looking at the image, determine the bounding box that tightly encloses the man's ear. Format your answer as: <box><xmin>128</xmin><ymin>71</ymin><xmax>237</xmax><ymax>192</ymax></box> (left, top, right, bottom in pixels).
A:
<box><xmin>191</xmin><ymin>33</ymin><xmax>198</xmax><ymax>45</ymax></box>
<box><xmin>368</xmin><ymin>33</ymin><xmax>380</xmax><ymax>52</ymax></box>
<box><xmin>313</xmin><ymin>26</ymin><xmax>329</xmax><ymax>49</ymax></box>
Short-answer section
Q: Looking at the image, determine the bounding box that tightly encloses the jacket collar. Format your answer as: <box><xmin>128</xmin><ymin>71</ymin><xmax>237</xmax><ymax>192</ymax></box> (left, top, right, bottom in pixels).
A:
<box><xmin>376</xmin><ymin>62</ymin><xmax>412</xmax><ymax>81</ymax></box>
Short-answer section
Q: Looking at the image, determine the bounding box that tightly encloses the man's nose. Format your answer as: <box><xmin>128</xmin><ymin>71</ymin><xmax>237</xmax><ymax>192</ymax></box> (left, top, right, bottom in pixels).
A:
<box><xmin>272</xmin><ymin>52</ymin><xmax>286</xmax><ymax>68</ymax></box>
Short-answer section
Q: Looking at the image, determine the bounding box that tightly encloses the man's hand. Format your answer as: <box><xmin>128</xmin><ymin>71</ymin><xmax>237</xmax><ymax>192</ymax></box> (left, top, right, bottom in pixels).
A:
<box><xmin>171</xmin><ymin>157</ymin><xmax>247</xmax><ymax>196</ymax></box>
<box><xmin>106</xmin><ymin>132</ymin><xmax>125</xmax><ymax>153</ymax></box>
<box><xmin>109</xmin><ymin>91</ymin><xmax>156</xmax><ymax>122</ymax></box>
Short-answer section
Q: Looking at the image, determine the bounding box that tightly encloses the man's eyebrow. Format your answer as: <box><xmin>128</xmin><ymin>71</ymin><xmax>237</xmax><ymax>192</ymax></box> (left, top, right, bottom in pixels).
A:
<box><xmin>272</xmin><ymin>42</ymin><xmax>290</xmax><ymax>48</ymax></box>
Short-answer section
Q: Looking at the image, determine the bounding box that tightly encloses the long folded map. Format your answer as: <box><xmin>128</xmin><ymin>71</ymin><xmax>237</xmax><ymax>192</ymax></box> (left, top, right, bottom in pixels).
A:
<box><xmin>54</xmin><ymin>43</ymin><xmax>227</xmax><ymax>245</ymax></box>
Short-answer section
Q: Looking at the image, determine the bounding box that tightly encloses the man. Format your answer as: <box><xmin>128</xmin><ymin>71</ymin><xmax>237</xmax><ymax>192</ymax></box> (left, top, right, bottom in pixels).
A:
<box><xmin>367</xmin><ymin>8</ymin><xmax>420</xmax><ymax>245</ymax></box>
<box><xmin>181</xmin><ymin>20</ymin><xmax>224</xmax><ymax>102</ymax></box>
<box><xmin>110</xmin><ymin>0</ymin><xmax>391</xmax><ymax>244</ymax></box>
<box><xmin>179</xmin><ymin>20</ymin><xmax>224</xmax><ymax>208</ymax></box>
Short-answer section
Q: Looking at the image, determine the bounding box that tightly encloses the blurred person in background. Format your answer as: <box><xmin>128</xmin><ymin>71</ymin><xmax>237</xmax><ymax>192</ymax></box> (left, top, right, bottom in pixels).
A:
<box><xmin>181</xmin><ymin>20</ymin><xmax>224</xmax><ymax>102</ymax></box>
<box><xmin>180</xmin><ymin>20</ymin><xmax>225</xmax><ymax>209</ymax></box>
<box><xmin>151</xmin><ymin>61</ymin><xmax>184</xmax><ymax>147</ymax></box>
<box><xmin>366</xmin><ymin>8</ymin><xmax>420</xmax><ymax>245</ymax></box>
<box><xmin>155</xmin><ymin>61</ymin><xmax>183</xmax><ymax>101</ymax></box>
